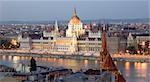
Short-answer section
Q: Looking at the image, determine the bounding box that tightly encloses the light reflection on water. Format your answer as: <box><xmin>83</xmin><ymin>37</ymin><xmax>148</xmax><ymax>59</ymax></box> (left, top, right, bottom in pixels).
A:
<box><xmin>8</xmin><ymin>55</ymin><xmax>12</xmax><ymax>62</ymax></box>
<box><xmin>125</xmin><ymin>62</ymin><xmax>130</xmax><ymax>77</ymax></box>
<box><xmin>0</xmin><ymin>54</ymin><xmax>150</xmax><ymax>82</ymax></box>
<box><xmin>134</xmin><ymin>62</ymin><xmax>148</xmax><ymax>78</ymax></box>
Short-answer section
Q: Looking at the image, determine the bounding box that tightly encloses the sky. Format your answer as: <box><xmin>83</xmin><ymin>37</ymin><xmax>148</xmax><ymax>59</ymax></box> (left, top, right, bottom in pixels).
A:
<box><xmin>0</xmin><ymin>0</ymin><xmax>149</xmax><ymax>21</ymax></box>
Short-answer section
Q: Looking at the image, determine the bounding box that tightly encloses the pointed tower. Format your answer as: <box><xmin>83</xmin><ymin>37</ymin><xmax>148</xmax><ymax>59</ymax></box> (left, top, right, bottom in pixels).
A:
<box><xmin>101</xmin><ymin>24</ymin><xmax>108</xmax><ymax>54</ymax></box>
<box><xmin>127</xmin><ymin>32</ymin><xmax>135</xmax><ymax>47</ymax></box>
<box><xmin>53</xmin><ymin>20</ymin><xmax>59</xmax><ymax>38</ymax></box>
<box><xmin>100</xmin><ymin>24</ymin><xmax>108</xmax><ymax>69</ymax></box>
<box><xmin>73</xmin><ymin>8</ymin><xmax>77</xmax><ymax>16</ymax></box>
<box><xmin>103</xmin><ymin>53</ymin><xmax>118</xmax><ymax>72</ymax></box>
<box><xmin>66</xmin><ymin>8</ymin><xmax>85</xmax><ymax>37</ymax></box>
<box><xmin>100</xmin><ymin>24</ymin><xmax>126</xmax><ymax>82</ymax></box>
<box><xmin>18</xmin><ymin>33</ymin><xmax>22</xmax><ymax>42</ymax></box>
<box><xmin>55</xmin><ymin>20</ymin><xmax>59</xmax><ymax>32</ymax></box>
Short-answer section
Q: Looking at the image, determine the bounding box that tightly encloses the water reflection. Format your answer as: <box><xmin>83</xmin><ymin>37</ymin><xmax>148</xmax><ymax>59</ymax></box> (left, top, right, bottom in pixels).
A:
<box><xmin>84</xmin><ymin>59</ymin><xmax>88</xmax><ymax>68</ymax></box>
<box><xmin>95</xmin><ymin>60</ymin><xmax>98</xmax><ymax>64</ymax></box>
<box><xmin>1</xmin><ymin>55</ymin><xmax>6</xmax><ymax>61</ymax></box>
<box><xmin>141</xmin><ymin>63</ymin><xmax>147</xmax><ymax>78</ymax></box>
<box><xmin>125</xmin><ymin>62</ymin><xmax>130</xmax><ymax>77</ymax></box>
<box><xmin>0</xmin><ymin>55</ymin><xmax>149</xmax><ymax>82</ymax></box>
<box><xmin>13</xmin><ymin>56</ymin><xmax>19</xmax><ymax>63</ymax></box>
<box><xmin>8</xmin><ymin>55</ymin><xmax>12</xmax><ymax>62</ymax></box>
<box><xmin>114</xmin><ymin>61</ymin><xmax>117</xmax><ymax>65</ymax></box>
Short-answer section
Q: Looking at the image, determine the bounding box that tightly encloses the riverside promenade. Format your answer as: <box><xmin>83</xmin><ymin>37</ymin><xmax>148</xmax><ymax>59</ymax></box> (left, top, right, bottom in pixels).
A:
<box><xmin>0</xmin><ymin>49</ymin><xmax>150</xmax><ymax>63</ymax></box>
<box><xmin>112</xmin><ymin>53</ymin><xmax>150</xmax><ymax>62</ymax></box>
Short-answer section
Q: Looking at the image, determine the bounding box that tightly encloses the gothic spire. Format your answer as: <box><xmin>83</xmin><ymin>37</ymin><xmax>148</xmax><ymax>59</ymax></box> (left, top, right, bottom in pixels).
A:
<box><xmin>55</xmin><ymin>20</ymin><xmax>58</xmax><ymax>32</ymax></box>
<box><xmin>101</xmin><ymin>24</ymin><xmax>107</xmax><ymax>53</ymax></box>
<box><xmin>73</xmin><ymin>8</ymin><xmax>77</xmax><ymax>16</ymax></box>
<box><xmin>100</xmin><ymin>24</ymin><xmax>126</xmax><ymax>82</ymax></box>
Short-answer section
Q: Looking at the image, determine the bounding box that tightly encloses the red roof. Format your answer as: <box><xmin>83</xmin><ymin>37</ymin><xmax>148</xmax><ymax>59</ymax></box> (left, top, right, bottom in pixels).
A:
<box><xmin>115</xmin><ymin>73</ymin><xmax>126</xmax><ymax>82</ymax></box>
<box><xmin>103</xmin><ymin>54</ymin><xmax>118</xmax><ymax>72</ymax></box>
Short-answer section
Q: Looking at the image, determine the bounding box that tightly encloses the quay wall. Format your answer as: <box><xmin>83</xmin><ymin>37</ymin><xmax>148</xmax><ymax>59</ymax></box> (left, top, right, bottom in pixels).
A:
<box><xmin>0</xmin><ymin>50</ymin><xmax>150</xmax><ymax>63</ymax></box>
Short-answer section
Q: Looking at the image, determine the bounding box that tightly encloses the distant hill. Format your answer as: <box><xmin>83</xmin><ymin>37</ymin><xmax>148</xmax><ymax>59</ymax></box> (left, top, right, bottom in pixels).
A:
<box><xmin>0</xmin><ymin>18</ymin><xmax>149</xmax><ymax>24</ymax></box>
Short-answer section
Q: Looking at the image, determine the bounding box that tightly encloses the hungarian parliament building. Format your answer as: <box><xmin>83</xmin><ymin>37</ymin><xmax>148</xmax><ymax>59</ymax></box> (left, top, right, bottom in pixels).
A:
<box><xmin>18</xmin><ymin>9</ymin><xmax>127</xmax><ymax>56</ymax></box>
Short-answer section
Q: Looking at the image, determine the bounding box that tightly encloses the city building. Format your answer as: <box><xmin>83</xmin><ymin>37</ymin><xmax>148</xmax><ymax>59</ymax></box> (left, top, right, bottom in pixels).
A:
<box><xmin>43</xmin><ymin>20</ymin><xmax>60</xmax><ymax>38</ymax></box>
<box><xmin>88</xmin><ymin>30</ymin><xmax>101</xmax><ymax>38</ymax></box>
<box><xmin>31</xmin><ymin>38</ymin><xmax>54</xmax><ymax>51</ymax></box>
<box><xmin>66</xmin><ymin>8</ymin><xmax>85</xmax><ymax>37</ymax></box>
<box><xmin>127</xmin><ymin>33</ymin><xmax>136</xmax><ymax>47</ymax></box>
<box><xmin>18</xmin><ymin>35</ymin><xmax>31</xmax><ymax>50</ymax></box>
<box><xmin>136</xmin><ymin>34</ymin><xmax>150</xmax><ymax>47</ymax></box>
<box><xmin>107</xmin><ymin>37</ymin><xmax>119</xmax><ymax>54</ymax></box>
<box><xmin>107</xmin><ymin>36</ymin><xmax>127</xmax><ymax>54</ymax></box>
<box><xmin>18</xmin><ymin>8</ymin><xmax>129</xmax><ymax>55</ymax></box>
<box><xmin>135</xmin><ymin>33</ymin><xmax>150</xmax><ymax>54</ymax></box>
<box><xmin>77</xmin><ymin>37</ymin><xmax>101</xmax><ymax>56</ymax></box>
<box><xmin>54</xmin><ymin>36</ymin><xmax>77</xmax><ymax>54</ymax></box>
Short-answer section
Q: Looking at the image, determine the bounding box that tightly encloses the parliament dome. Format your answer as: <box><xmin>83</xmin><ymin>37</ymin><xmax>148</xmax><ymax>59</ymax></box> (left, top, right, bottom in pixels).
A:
<box><xmin>69</xmin><ymin>8</ymin><xmax>81</xmax><ymax>25</ymax></box>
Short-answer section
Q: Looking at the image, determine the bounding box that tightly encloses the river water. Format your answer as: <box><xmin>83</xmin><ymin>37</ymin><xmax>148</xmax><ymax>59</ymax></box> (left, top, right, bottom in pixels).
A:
<box><xmin>0</xmin><ymin>54</ymin><xmax>150</xmax><ymax>82</ymax></box>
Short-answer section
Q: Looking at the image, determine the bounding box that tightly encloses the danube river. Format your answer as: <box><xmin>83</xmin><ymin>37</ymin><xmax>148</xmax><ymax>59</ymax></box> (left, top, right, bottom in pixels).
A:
<box><xmin>0</xmin><ymin>54</ymin><xmax>150</xmax><ymax>82</ymax></box>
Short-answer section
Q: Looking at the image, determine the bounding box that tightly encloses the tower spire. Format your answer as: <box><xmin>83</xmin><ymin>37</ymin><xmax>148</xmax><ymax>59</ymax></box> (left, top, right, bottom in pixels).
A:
<box><xmin>100</xmin><ymin>24</ymin><xmax>126</xmax><ymax>82</ymax></box>
<box><xmin>55</xmin><ymin>20</ymin><xmax>58</xmax><ymax>32</ymax></box>
<box><xmin>100</xmin><ymin>24</ymin><xmax>108</xmax><ymax>69</ymax></box>
<box><xmin>101</xmin><ymin>24</ymin><xmax>107</xmax><ymax>53</ymax></box>
<box><xmin>73</xmin><ymin>8</ymin><xmax>77</xmax><ymax>16</ymax></box>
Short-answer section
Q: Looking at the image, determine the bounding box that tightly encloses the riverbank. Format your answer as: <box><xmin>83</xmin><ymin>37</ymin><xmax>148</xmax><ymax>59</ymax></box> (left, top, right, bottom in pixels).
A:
<box><xmin>0</xmin><ymin>49</ymin><xmax>150</xmax><ymax>63</ymax></box>
<box><xmin>113</xmin><ymin>54</ymin><xmax>150</xmax><ymax>62</ymax></box>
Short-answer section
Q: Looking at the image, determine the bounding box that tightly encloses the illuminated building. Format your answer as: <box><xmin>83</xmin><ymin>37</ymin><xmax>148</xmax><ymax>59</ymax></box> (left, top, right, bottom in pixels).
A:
<box><xmin>31</xmin><ymin>38</ymin><xmax>54</xmax><ymax>51</ymax></box>
<box><xmin>88</xmin><ymin>30</ymin><xmax>101</xmax><ymax>38</ymax></box>
<box><xmin>18</xmin><ymin>8</ymin><xmax>104</xmax><ymax>54</ymax></box>
<box><xmin>135</xmin><ymin>34</ymin><xmax>150</xmax><ymax>54</ymax></box>
<box><xmin>54</xmin><ymin>36</ymin><xmax>77</xmax><ymax>53</ymax></box>
<box><xmin>19</xmin><ymin>33</ymin><xmax>55</xmax><ymax>52</ymax></box>
<box><xmin>66</xmin><ymin>8</ymin><xmax>85</xmax><ymax>37</ymax></box>
<box><xmin>43</xmin><ymin>20</ymin><xmax>60</xmax><ymax>38</ymax></box>
<box><xmin>127</xmin><ymin>33</ymin><xmax>136</xmax><ymax>47</ymax></box>
<box><xmin>18</xmin><ymin>35</ymin><xmax>31</xmax><ymax>50</ymax></box>
<box><xmin>107</xmin><ymin>37</ymin><xmax>120</xmax><ymax>54</ymax></box>
<box><xmin>11</xmin><ymin>39</ymin><xmax>18</xmax><ymax>46</ymax></box>
<box><xmin>136</xmin><ymin>35</ymin><xmax>150</xmax><ymax>48</ymax></box>
<box><xmin>77</xmin><ymin>37</ymin><xmax>102</xmax><ymax>56</ymax></box>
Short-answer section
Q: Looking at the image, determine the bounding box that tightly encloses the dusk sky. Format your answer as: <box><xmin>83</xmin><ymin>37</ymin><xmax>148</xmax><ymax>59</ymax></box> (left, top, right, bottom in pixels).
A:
<box><xmin>0</xmin><ymin>0</ymin><xmax>149</xmax><ymax>21</ymax></box>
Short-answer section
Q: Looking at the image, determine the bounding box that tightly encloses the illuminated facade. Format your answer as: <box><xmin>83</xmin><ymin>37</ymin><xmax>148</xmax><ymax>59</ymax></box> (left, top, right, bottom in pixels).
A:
<box><xmin>31</xmin><ymin>38</ymin><xmax>53</xmax><ymax>51</ymax></box>
<box><xmin>18</xmin><ymin>36</ymin><xmax>54</xmax><ymax>51</ymax></box>
<box><xmin>54</xmin><ymin>36</ymin><xmax>77</xmax><ymax>53</ymax></box>
<box><xmin>136</xmin><ymin>35</ymin><xmax>150</xmax><ymax>54</ymax></box>
<box><xmin>19</xmin><ymin>19</ymin><xmax>77</xmax><ymax>53</ymax></box>
<box><xmin>88</xmin><ymin>30</ymin><xmax>101</xmax><ymax>38</ymax></box>
<box><xmin>18</xmin><ymin>20</ymin><xmax>58</xmax><ymax>51</ymax></box>
<box><xmin>18</xmin><ymin>36</ymin><xmax>31</xmax><ymax>50</ymax></box>
<box><xmin>66</xmin><ymin>8</ymin><xmax>85</xmax><ymax>37</ymax></box>
<box><xmin>127</xmin><ymin>33</ymin><xmax>136</xmax><ymax>47</ymax></box>
<box><xmin>43</xmin><ymin>20</ymin><xmax>60</xmax><ymax>38</ymax></box>
<box><xmin>18</xmin><ymin>8</ymin><xmax>103</xmax><ymax>54</ymax></box>
<box><xmin>136</xmin><ymin>36</ymin><xmax>150</xmax><ymax>47</ymax></box>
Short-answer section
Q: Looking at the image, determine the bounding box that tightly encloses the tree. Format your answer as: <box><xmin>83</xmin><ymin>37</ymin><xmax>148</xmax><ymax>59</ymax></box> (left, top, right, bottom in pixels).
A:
<box><xmin>127</xmin><ymin>46</ymin><xmax>137</xmax><ymax>54</ymax></box>
<box><xmin>143</xmin><ymin>41</ymin><xmax>149</xmax><ymax>55</ymax></box>
<box><xmin>30</xmin><ymin>57</ymin><xmax>37</xmax><ymax>72</ymax></box>
<box><xmin>138</xmin><ymin>44</ymin><xmax>142</xmax><ymax>54</ymax></box>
